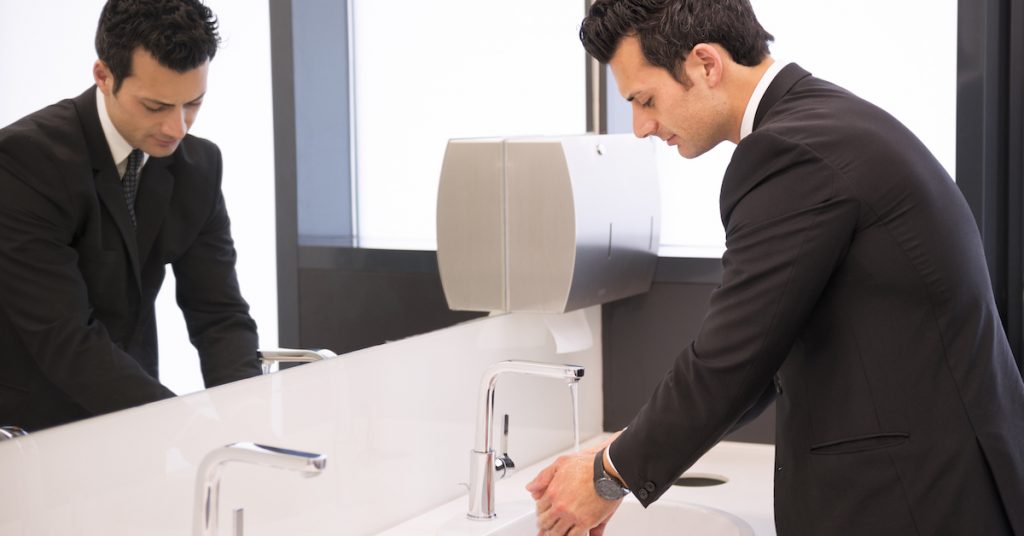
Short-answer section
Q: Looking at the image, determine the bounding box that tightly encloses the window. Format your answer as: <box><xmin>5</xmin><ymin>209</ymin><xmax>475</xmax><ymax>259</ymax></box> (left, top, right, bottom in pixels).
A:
<box><xmin>349</xmin><ymin>0</ymin><xmax>586</xmax><ymax>250</ymax></box>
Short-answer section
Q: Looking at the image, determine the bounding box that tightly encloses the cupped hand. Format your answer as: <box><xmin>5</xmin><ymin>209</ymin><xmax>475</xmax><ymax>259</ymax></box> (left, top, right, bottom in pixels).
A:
<box><xmin>526</xmin><ymin>450</ymin><xmax>622</xmax><ymax>536</ymax></box>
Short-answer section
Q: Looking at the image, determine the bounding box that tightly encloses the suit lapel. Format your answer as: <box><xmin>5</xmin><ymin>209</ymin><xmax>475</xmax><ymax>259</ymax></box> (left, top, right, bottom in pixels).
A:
<box><xmin>752</xmin><ymin>63</ymin><xmax>812</xmax><ymax>131</ymax></box>
<box><xmin>135</xmin><ymin>157</ymin><xmax>174</xmax><ymax>264</ymax></box>
<box><xmin>72</xmin><ymin>88</ymin><xmax>143</xmax><ymax>290</ymax></box>
<box><xmin>93</xmin><ymin>169</ymin><xmax>143</xmax><ymax>282</ymax></box>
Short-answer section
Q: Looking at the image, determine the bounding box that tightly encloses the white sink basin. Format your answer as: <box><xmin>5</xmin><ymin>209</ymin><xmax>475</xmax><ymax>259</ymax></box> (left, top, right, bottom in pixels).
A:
<box><xmin>440</xmin><ymin>497</ymin><xmax>754</xmax><ymax>535</ymax></box>
<box><xmin>603</xmin><ymin>498</ymin><xmax>752</xmax><ymax>535</ymax></box>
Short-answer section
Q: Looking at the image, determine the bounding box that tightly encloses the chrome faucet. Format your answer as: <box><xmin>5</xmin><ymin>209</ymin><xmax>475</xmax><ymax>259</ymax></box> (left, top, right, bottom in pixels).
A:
<box><xmin>258</xmin><ymin>348</ymin><xmax>338</xmax><ymax>374</ymax></box>
<box><xmin>0</xmin><ymin>426</ymin><xmax>27</xmax><ymax>441</ymax></box>
<box><xmin>467</xmin><ymin>360</ymin><xmax>584</xmax><ymax>520</ymax></box>
<box><xmin>193</xmin><ymin>442</ymin><xmax>327</xmax><ymax>536</ymax></box>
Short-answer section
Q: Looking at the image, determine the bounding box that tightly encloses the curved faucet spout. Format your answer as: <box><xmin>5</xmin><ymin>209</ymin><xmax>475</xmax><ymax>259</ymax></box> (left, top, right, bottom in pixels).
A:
<box><xmin>474</xmin><ymin>361</ymin><xmax>584</xmax><ymax>453</ymax></box>
<box><xmin>193</xmin><ymin>442</ymin><xmax>327</xmax><ymax>536</ymax></box>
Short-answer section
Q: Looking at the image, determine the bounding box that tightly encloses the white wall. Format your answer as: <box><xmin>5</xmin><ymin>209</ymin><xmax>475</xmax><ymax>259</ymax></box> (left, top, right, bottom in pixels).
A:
<box><xmin>0</xmin><ymin>0</ymin><xmax>277</xmax><ymax>394</ymax></box>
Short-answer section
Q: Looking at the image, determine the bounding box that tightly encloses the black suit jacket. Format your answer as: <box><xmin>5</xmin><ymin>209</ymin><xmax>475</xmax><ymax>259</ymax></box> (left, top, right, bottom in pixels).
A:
<box><xmin>611</xmin><ymin>65</ymin><xmax>1024</xmax><ymax>534</ymax></box>
<box><xmin>0</xmin><ymin>87</ymin><xmax>260</xmax><ymax>431</ymax></box>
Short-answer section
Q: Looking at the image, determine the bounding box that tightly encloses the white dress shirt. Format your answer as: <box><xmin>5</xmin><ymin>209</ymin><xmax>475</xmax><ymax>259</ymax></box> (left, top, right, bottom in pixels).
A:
<box><xmin>95</xmin><ymin>87</ymin><xmax>149</xmax><ymax>178</ymax></box>
<box><xmin>739</xmin><ymin>60</ymin><xmax>788</xmax><ymax>140</ymax></box>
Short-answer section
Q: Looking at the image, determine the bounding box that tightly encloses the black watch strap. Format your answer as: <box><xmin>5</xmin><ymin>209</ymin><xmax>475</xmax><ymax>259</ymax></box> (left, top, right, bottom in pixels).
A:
<box><xmin>593</xmin><ymin>447</ymin><xmax>629</xmax><ymax>500</ymax></box>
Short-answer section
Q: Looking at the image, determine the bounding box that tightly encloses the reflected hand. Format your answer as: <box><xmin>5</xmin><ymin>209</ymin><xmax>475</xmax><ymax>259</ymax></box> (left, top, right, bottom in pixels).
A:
<box><xmin>526</xmin><ymin>449</ymin><xmax>622</xmax><ymax>536</ymax></box>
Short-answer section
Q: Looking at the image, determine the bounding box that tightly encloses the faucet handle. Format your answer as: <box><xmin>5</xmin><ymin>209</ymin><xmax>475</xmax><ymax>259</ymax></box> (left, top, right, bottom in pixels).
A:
<box><xmin>495</xmin><ymin>414</ymin><xmax>516</xmax><ymax>479</ymax></box>
<box><xmin>500</xmin><ymin>414</ymin><xmax>510</xmax><ymax>456</ymax></box>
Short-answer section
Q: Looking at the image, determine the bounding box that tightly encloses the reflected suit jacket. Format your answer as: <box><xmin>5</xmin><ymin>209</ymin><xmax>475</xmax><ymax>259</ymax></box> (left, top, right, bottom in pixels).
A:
<box><xmin>611</xmin><ymin>64</ymin><xmax>1024</xmax><ymax>535</ymax></box>
<box><xmin>0</xmin><ymin>87</ymin><xmax>260</xmax><ymax>431</ymax></box>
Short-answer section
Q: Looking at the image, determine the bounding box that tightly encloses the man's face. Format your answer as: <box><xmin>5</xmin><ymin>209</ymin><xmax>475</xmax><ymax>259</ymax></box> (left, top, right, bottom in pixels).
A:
<box><xmin>609</xmin><ymin>36</ymin><xmax>727</xmax><ymax>159</ymax></box>
<box><xmin>94</xmin><ymin>47</ymin><xmax>209</xmax><ymax>157</ymax></box>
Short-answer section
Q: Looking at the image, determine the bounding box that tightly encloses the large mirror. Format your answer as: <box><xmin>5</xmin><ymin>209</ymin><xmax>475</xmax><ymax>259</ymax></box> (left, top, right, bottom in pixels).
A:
<box><xmin>281</xmin><ymin>0</ymin><xmax>956</xmax><ymax>362</ymax></box>
<box><xmin>0</xmin><ymin>0</ymin><xmax>957</xmax><ymax>432</ymax></box>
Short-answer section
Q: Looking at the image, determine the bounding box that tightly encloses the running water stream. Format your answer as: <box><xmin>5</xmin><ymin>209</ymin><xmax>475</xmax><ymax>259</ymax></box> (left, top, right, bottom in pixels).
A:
<box><xmin>568</xmin><ymin>380</ymin><xmax>580</xmax><ymax>452</ymax></box>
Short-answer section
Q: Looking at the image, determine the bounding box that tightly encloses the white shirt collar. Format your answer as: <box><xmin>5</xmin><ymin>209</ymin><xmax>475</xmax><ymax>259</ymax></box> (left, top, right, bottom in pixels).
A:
<box><xmin>95</xmin><ymin>87</ymin><xmax>149</xmax><ymax>177</ymax></box>
<box><xmin>740</xmin><ymin>60</ymin><xmax>788</xmax><ymax>140</ymax></box>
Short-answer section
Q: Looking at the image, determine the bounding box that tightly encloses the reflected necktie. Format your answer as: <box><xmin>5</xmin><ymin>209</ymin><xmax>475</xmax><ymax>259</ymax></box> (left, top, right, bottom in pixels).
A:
<box><xmin>122</xmin><ymin>148</ymin><xmax>143</xmax><ymax>227</ymax></box>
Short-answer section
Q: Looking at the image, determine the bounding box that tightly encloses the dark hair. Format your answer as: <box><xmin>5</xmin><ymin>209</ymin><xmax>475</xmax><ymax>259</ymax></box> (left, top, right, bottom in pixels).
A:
<box><xmin>95</xmin><ymin>0</ymin><xmax>220</xmax><ymax>93</ymax></box>
<box><xmin>580</xmin><ymin>0</ymin><xmax>773</xmax><ymax>85</ymax></box>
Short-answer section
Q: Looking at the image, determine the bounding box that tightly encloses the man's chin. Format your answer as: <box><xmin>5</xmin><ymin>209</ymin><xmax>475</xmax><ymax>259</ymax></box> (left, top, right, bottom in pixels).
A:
<box><xmin>677</xmin><ymin>145</ymin><xmax>702</xmax><ymax>159</ymax></box>
<box><xmin>145</xmin><ymin>143</ymin><xmax>179</xmax><ymax>158</ymax></box>
<box><xmin>676</xmin><ymin>140</ymin><xmax>722</xmax><ymax>160</ymax></box>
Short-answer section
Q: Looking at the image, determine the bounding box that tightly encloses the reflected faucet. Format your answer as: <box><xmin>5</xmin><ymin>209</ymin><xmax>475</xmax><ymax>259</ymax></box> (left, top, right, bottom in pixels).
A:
<box><xmin>258</xmin><ymin>348</ymin><xmax>338</xmax><ymax>374</ymax></box>
<box><xmin>0</xmin><ymin>426</ymin><xmax>27</xmax><ymax>441</ymax></box>
<box><xmin>193</xmin><ymin>442</ymin><xmax>327</xmax><ymax>536</ymax></box>
<box><xmin>468</xmin><ymin>360</ymin><xmax>584</xmax><ymax>520</ymax></box>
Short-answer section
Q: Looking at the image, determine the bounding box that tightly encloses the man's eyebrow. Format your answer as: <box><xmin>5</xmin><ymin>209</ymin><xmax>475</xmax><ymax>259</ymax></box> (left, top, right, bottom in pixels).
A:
<box><xmin>141</xmin><ymin>93</ymin><xmax>206</xmax><ymax>106</ymax></box>
<box><xmin>141</xmin><ymin>97</ymin><xmax>172</xmax><ymax>107</ymax></box>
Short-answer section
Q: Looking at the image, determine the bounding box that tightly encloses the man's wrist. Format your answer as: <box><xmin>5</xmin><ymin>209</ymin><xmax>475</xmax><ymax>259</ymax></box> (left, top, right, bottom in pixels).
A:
<box><xmin>593</xmin><ymin>447</ymin><xmax>630</xmax><ymax>500</ymax></box>
<box><xmin>602</xmin><ymin>444</ymin><xmax>627</xmax><ymax>486</ymax></box>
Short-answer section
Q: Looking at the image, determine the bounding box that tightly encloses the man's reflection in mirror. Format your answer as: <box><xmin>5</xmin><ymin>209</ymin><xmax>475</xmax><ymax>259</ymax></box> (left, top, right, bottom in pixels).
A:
<box><xmin>0</xmin><ymin>0</ymin><xmax>260</xmax><ymax>431</ymax></box>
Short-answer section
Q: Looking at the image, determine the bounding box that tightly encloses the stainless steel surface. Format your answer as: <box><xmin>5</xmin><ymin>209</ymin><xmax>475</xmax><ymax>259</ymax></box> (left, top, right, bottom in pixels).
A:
<box><xmin>467</xmin><ymin>360</ymin><xmax>585</xmax><ymax>519</ymax></box>
<box><xmin>468</xmin><ymin>449</ymin><xmax>499</xmax><ymax>520</ymax></box>
<box><xmin>436</xmin><ymin>138</ymin><xmax>507</xmax><ymax>312</ymax></box>
<box><xmin>436</xmin><ymin>134</ymin><xmax>659</xmax><ymax>314</ymax></box>
<box><xmin>0</xmin><ymin>426</ymin><xmax>27</xmax><ymax>441</ymax></box>
<box><xmin>193</xmin><ymin>442</ymin><xmax>327</xmax><ymax>536</ymax></box>
<box><xmin>258</xmin><ymin>347</ymin><xmax>338</xmax><ymax>374</ymax></box>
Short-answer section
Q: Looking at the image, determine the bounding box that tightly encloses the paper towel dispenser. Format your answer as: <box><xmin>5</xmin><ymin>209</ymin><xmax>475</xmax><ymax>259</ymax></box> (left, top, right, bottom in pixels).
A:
<box><xmin>436</xmin><ymin>134</ymin><xmax>660</xmax><ymax>313</ymax></box>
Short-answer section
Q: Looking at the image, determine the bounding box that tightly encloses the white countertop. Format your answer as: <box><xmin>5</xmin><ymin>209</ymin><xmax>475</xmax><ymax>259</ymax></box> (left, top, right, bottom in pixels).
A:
<box><xmin>379</xmin><ymin>434</ymin><xmax>776</xmax><ymax>535</ymax></box>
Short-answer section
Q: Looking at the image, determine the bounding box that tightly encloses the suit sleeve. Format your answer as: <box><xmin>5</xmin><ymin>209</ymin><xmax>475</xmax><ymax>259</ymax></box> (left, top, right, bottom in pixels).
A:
<box><xmin>610</xmin><ymin>132</ymin><xmax>860</xmax><ymax>506</ymax></box>
<box><xmin>172</xmin><ymin>151</ymin><xmax>260</xmax><ymax>387</ymax></box>
<box><xmin>0</xmin><ymin>153</ymin><xmax>175</xmax><ymax>415</ymax></box>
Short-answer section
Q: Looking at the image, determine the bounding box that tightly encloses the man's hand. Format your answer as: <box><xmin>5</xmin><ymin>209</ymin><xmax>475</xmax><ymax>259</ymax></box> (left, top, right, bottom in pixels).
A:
<box><xmin>526</xmin><ymin>448</ymin><xmax>622</xmax><ymax>536</ymax></box>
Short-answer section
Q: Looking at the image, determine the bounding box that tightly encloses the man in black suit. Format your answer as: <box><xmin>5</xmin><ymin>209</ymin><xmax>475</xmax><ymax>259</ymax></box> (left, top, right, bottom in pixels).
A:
<box><xmin>528</xmin><ymin>1</ymin><xmax>1024</xmax><ymax>534</ymax></box>
<box><xmin>0</xmin><ymin>0</ymin><xmax>260</xmax><ymax>431</ymax></box>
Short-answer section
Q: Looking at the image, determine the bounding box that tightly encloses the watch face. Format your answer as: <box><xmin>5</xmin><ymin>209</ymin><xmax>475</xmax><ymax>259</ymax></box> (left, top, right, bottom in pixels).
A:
<box><xmin>595</xmin><ymin>478</ymin><xmax>627</xmax><ymax>500</ymax></box>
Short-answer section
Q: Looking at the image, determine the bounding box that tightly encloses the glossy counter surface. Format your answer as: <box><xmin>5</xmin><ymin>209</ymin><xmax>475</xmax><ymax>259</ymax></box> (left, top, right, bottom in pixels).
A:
<box><xmin>380</xmin><ymin>434</ymin><xmax>776</xmax><ymax>535</ymax></box>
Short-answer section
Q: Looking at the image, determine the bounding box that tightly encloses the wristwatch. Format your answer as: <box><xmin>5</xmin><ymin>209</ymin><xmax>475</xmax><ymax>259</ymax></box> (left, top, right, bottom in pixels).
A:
<box><xmin>593</xmin><ymin>447</ymin><xmax>629</xmax><ymax>500</ymax></box>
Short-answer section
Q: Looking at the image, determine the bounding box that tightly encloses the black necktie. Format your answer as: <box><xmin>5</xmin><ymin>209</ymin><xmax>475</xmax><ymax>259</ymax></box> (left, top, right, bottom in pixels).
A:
<box><xmin>122</xmin><ymin>149</ymin><xmax>143</xmax><ymax>227</ymax></box>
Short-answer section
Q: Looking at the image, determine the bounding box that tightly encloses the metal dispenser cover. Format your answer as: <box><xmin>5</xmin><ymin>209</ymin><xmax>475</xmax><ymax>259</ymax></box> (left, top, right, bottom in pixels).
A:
<box><xmin>436</xmin><ymin>134</ymin><xmax>660</xmax><ymax>313</ymax></box>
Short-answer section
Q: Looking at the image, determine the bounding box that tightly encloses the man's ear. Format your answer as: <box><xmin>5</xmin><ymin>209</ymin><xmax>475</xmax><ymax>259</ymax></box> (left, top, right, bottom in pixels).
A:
<box><xmin>690</xmin><ymin>43</ymin><xmax>724</xmax><ymax>87</ymax></box>
<box><xmin>93</xmin><ymin>60</ymin><xmax>114</xmax><ymax>95</ymax></box>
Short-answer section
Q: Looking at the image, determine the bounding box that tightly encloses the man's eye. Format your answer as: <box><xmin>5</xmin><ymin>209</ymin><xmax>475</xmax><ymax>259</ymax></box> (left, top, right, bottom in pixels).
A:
<box><xmin>144</xmin><ymin>105</ymin><xmax>164</xmax><ymax>112</ymax></box>
<box><xmin>642</xmin><ymin>98</ymin><xmax>654</xmax><ymax>108</ymax></box>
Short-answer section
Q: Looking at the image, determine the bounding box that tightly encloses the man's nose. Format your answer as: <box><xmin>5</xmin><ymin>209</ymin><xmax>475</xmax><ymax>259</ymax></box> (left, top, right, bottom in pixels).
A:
<box><xmin>162</xmin><ymin>108</ymin><xmax>188</xmax><ymax>139</ymax></box>
<box><xmin>633</xmin><ymin>111</ymin><xmax>657</xmax><ymax>139</ymax></box>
